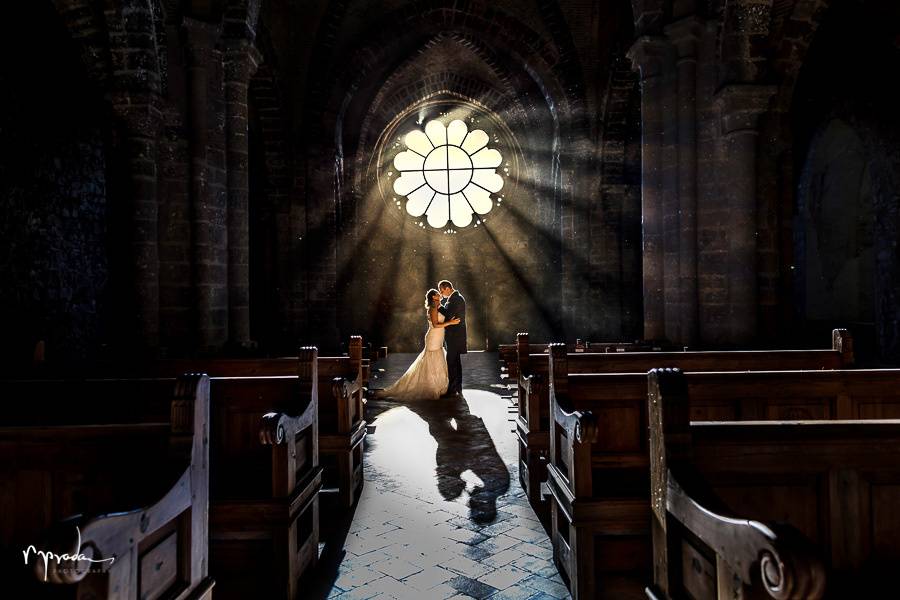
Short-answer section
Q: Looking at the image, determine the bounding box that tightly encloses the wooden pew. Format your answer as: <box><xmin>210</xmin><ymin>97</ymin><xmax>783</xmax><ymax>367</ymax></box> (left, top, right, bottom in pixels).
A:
<box><xmin>518</xmin><ymin>330</ymin><xmax>853</xmax><ymax>514</ymax></box>
<box><xmin>316</xmin><ymin>336</ymin><xmax>367</xmax><ymax>508</ymax></box>
<box><xmin>82</xmin><ymin>336</ymin><xmax>366</xmax><ymax>510</ymax></box>
<box><xmin>208</xmin><ymin>348</ymin><xmax>322</xmax><ymax>600</ymax></box>
<box><xmin>646</xmin><ymin>368</ymin><xmax>900</xmax><ymax>599</ymax></box>
<box><xmin>0</xmin><ymin>374</ymin><xmax>214</xmax><ymax>599</ymax></box>
<box><xmin>545</xmin><ymin>348</ymin><xmax>895</xmax><ymax>600</ymax></box>
<box><xmin>499</xmin><ymin>337</ymin><xmax>662</xmax><ymax>383</ymax></box>
<box><xmin>151</xmin><ymin>338</ymin><xmax>365</xmax><ymax>509</ymax></box>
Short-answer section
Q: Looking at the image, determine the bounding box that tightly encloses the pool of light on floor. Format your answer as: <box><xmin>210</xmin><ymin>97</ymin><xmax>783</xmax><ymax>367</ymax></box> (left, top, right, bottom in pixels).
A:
<box><xmin>364</xmin><ymin>390</ymin><xmax>513</xmax><ymax>523</ymax></box>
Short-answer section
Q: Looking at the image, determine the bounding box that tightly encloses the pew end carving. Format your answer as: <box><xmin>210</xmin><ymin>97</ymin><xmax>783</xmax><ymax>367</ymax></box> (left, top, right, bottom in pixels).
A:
<box><xmin>1</xmin><ymin>374</ymin><xmax>213</xmax><ymax>600</ymax></box>
<box><xmin>646</xmin><ymin>367</ymin><xmax>900</xmax><ymax>599</ymax></box>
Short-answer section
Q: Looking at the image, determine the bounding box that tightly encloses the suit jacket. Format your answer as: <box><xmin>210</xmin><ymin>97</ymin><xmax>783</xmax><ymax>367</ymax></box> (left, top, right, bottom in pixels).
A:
<box><xmin>439</xmin><ymin>291</ymin><xmax>467</xmax><ymax>354</ymax></box>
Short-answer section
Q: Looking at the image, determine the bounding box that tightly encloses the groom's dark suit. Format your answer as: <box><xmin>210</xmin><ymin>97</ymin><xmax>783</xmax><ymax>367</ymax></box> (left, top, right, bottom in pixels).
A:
<box><xmin>439</xmin><ymin>290</ymin><xmax>467</xmax><ymax>395</ymax></box>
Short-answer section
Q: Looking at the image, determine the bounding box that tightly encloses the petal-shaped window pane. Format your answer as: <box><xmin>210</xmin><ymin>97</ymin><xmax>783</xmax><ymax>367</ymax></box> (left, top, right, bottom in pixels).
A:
<box><xmin>447</xmin><ymin>169</ymin><xmax>472</xmax><ymax>195</ymax></box>
<box><xmin>406</xmin><ymin>186</ymin><xmax>435</xmax><ymax>217</ymax></box>
<box><xmin>404</xmin><ymin>130</ymin><xmax>433</xmax><ymax>155</ymax></box>
<box><xmin>393</xmin><ymin>171</ymin><xmax>426</xmax><ymax>196</ymax></box>
<box><xmin>394</xmin><ymin>150</ymin><xmax>425</xmax><ymax>172</ymax></box>
<box><xmin>463</xmin><ymin>186</ymin><xmax>493</xmax><ymax>214</ymax></box>
<box><xmin>471</xmin><ymin>170</ymin><xmax>504</xmax><ymax>193</ymax></box>
<box><xmin>449</xmin><ymin>193</ymin><xmax>473</xmax><ymax>227</ymax></box>
<box><xmin>391</xmin><ymin>118</ymin><xmax>504</xmax><ymax>231</ymax></box>
<box><xmin>426</xmin><ymin>194</ymin><xmax>450</xmax><ymax>227</ymax></box>
<box><xmin>447</xmin><ymin>119</ymin><xmax>468</xmax><ymax>146</ymax></box>
<box><xmin>472</xmin><ymin>148</ymin><xmax>502</xmax><ymax>169</ymax></box>
<box><xmin>461</xmin><ymin>129</ymin><xmax>489</xmax><ymax>154</ymax></box>
<box><xmin>425</xmin><ymin>120</ymin><xmax>447</xmax><ymax>146</ymax></box>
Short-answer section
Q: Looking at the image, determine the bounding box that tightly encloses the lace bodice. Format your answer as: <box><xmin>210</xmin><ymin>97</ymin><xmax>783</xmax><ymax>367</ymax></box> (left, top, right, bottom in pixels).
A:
<box><xmin>427</xmin><ymin>309</ymin><xmax>445</xmax><ymax>327</ymax></box>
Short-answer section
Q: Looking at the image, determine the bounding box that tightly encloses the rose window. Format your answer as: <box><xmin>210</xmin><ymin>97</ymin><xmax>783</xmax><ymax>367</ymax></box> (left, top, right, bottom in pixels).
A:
<box><xmin>392</xmin><ymin>119</ymin><xmax>504</xmax><ymax>229</ymax></box>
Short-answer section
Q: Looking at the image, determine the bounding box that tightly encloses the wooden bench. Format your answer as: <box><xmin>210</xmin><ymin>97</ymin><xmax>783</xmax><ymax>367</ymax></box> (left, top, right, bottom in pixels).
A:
<box><xmin>0</xmin><ymin>374</ymin><xmax>214</xmax><ymax>599</ymax></box>
<box><xmin>76</xmin><ymin>336</ymin><xmax>366</xmax><ymax>511</ymax></box>
<box><xmin>499</xmin><ymin>337</ymin><xmax>662</xmax><ymax>382</ymax></box>
<box><xmin>316</xmin><ymin>337</ymin><xmax>367</xmax><ymax>508</ymax></box>
<box><xmin>208</xmin><ymin>348</ymin><xmax>322</xmax><ymax>599</ymax></box>
<box><xmin>518</xmin><ymin>330</ymin><xmax>853</xmax><ymax>515</ymax></box>
<box><xmin>545</xmin><ymin>348</ymin><xmax>896</xmax><ymax>600</ymax></box>
<box><xmin>153</xmin><ymin>338</ymin><xmax>365</xmax><ymax>509</ymax></box>
<box><xmin>646</xmin><ymin>368</ymin><xmax>900</xmax><ymax>599</ymax></box>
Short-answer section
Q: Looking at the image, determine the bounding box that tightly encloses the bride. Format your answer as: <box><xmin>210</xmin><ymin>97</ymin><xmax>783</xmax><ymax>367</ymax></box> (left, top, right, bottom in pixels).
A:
<box><xmin>377</xmin><ymin>289</ymin><xmax>461</xmax><ymax>401</ymax></box>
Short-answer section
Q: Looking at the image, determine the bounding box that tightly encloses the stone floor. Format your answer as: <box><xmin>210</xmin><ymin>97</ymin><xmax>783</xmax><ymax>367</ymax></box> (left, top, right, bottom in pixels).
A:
<box><xmin>309</xmin><ymin>351</ymin><xmax>570</xmax><ymax>599</ymax></box>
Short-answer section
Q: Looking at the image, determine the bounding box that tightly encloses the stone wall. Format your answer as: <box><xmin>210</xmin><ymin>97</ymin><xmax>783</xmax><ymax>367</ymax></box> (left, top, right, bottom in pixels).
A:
<box><xmin>0</xmin><ymin>3</ymin><xmax>109</xmax><ymax>364</ymax></box>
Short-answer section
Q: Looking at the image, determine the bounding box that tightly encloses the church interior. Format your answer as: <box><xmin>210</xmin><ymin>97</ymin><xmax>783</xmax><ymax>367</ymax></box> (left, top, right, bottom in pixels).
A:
<box><xmin>2</xmin><ymin>0</ymin><xmax>900</xmax><ymax>598</ymax></box>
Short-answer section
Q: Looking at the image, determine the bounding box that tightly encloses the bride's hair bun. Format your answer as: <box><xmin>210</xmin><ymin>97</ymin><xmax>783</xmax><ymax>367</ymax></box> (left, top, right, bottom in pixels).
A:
<box><xmin>425</xmin><ymin>288</ymin><xmax>440</xmax><ymax>310</ymax></box>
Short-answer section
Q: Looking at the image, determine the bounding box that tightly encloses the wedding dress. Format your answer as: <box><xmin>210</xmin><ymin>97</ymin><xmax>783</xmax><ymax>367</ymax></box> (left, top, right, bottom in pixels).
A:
<box><xmin>378</xmin><ymin>312</ymin><xmax>448</xmax><ymax>401</ymax></box>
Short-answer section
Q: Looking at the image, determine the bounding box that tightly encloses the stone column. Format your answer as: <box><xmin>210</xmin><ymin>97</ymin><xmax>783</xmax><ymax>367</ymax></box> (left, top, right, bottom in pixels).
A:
<box><xmin>660</xmin><ymin>46</ymin><xmax>680</xmax><ymax>345</ymax></box>
<box><xmin>628</xmin><ymin>36</ymin><xmax>671</xmax><ymax>342</ymax></box>
<box><xmin>112</xmin><ymin>93</ymin><xmax>163</xmax><ymax>352</ymax></box>
<box><xmin>665</xmin><ymin>17</ymin><xmax>704</xmax><ymax>347</ymax></box>
<box><xmin>715</xmin><ymin>84</ymin><xmax>776</xmax><ymax>344</ymax></box>
<box><xmin>184</xmin><ymin>18</ymin><xmax>226</xmax><ymax>352</ymax></box>
<box><xmin>224</xmin><ymin>37</ymin><xmax>261</xmax><ymax>349</ymax></box>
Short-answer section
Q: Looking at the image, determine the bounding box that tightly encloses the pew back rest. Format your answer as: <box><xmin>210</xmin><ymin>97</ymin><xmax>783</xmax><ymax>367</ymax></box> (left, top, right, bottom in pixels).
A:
<box><xmin>649</xmin><ymin>368</ymin><xmax>900</xmax><ymax>597</ymax></box>
<box><xmin>522</xmin><ymin>330</ymin><xmax>852</xmax><ymax>435</ymax></box>
<box><xmin>209</xmin><ymin>375</ymin><xmax>317</xmax><ymax>500</ymax></box>
<box><xmin>548</xmin><ymin>366</ymin><xmax>900</xmax><ymax>500</ymax></box>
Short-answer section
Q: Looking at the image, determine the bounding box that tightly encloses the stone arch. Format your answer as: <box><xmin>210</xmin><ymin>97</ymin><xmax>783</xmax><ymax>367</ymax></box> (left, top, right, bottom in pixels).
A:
<box><xmin>298</xmin><ymin>1</ymin><xmax>593</xmax><ymax>347</ymax></box>
<box><xmin>337</xmin><ymin>31</ymin><xmax>564</xmax><ymax>349</ymax></box>
<box><xmin>787</xmin><ymin>0</ymin><xmax>900</xmax><ymax>361</ymax></box>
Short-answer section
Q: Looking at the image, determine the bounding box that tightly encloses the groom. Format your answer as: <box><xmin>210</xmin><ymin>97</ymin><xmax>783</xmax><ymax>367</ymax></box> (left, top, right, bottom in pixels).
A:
<box><xmin>438</xmin><ymin>280</ymin><xmax>467</xmax><ymax>397</ymax></box>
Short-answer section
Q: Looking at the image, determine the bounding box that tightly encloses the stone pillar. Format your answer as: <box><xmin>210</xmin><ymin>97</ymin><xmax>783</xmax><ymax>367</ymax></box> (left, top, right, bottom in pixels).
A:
<box><xmin>184</xmin><ymin>18</ymin><xmax>226</xmax><ymax>352</ymax></box>
<box><xmin>112</xmin><ymin>93</ymin><xmax>163</xmax><ymax>352</ymax></box>
<box><xmin>629</xmin><ymin>37</ymin><xmax>671</xmax><ymax>342</ymax></box>
<box><xmin>224</xmin><ymin>38</ymin><xmax>261</xmax><ymax>349</ymax></box>
<box><xmin>660</xmin><ymin>45</ymin><xmax>680</xmax><ymax>345</ymax></box>
<box><xmin>715</xmin><ymin>84</ymin><xmax>776</xmax><ymax>344</ymax></box>
<box><xmin>665</xmin><ymin>17</ymin><xmax>704</xmax><ymax>347</ymax></box>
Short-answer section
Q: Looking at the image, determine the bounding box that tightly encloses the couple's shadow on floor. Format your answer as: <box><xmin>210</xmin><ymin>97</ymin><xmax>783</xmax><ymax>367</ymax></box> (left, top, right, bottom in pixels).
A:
<box><xmin>367</xmin><ymin>391</ymin><xmax>511</xmax><ymax>524</ymax></box>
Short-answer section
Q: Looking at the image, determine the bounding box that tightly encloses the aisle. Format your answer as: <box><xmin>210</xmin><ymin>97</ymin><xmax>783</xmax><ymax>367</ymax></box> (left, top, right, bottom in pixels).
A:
<box><xmin>313</xmin><ymin>351</ymin><xmax>570</xmax><ymax>599</ymax></box>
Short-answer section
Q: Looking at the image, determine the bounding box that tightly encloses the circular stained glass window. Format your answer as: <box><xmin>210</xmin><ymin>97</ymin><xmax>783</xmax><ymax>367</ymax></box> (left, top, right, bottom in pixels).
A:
<box><xmin>392</xmin><ymin>119</ymin><xmax>504</xmax><ymax>229</ymax></box>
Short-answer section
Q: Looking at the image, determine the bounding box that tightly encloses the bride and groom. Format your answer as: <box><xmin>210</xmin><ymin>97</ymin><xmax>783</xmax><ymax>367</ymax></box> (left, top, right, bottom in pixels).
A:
<box><xmin>378</xmin><ymin>280</ymin><xmax>467</xmax><ymax>401</ymax></box>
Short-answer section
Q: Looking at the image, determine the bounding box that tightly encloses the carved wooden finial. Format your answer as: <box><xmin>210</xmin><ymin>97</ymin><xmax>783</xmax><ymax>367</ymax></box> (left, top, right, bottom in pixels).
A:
<box><xmin>297</xmin><ymin>346</ymin><xmax>318</xmax><ymax>382</ymax></box>
<box><xmin>517</xmin><ymin>332</ymin><xmax>530</xmax><ymax>374</ymax></box>
<box><xmin>349</xmin><ymin>336</ymin><xmax>363</xmax><ymax>358</ymax></box>
<box><xmin>171</xmin><ymin>374</ymin><xmax>208</xmax><ymax>435</ymax></box>
<box><xmin>832</xmin><ymin>329</ymin><xmax>854</xmax><ymax>367</ymax></box>
<box><xmin>647</xmin><ymin>368</ymin><xmax>690</xmax><ymax>524</ymax></box>
<box><xmin>548</xmin><ymin>343</ymin><xmax>568</xmax><ymax>398</ymax></box>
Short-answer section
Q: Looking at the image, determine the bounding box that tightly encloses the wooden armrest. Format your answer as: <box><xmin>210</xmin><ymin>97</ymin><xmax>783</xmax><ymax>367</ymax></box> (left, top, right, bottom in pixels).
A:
<box><xmin>331</xmin><ymin>374</ymin><xmax>362</xmax><ymax>400</ymax></box>
<box><xmin>259</xmin><ymin>410</ymin><xmax>313</xmax><ymax>445</ymax></box>
<box><xmin>667</xmin><ymin>472</ymin><xmax>826</xmax><ymax>600</ymax></box>
<box><xmin>519</xmin><ymin>373</ymin><xmax>543</xmax><ymax>395</ymax></box>
<box><xmin>548</xmin><ymin>342</ymin><xmax>599</xmax><ymax>444</ymax></box>
<box><xmin>552</xmin><ymin>391</ymin><xmax>600</xmax><ymax>444</ymax></box>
